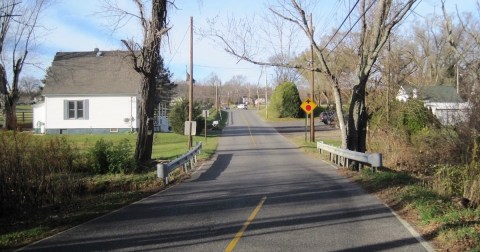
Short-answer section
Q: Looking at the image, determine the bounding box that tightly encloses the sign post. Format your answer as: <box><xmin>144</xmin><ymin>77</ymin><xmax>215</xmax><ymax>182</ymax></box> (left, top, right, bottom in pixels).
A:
<box><xmin>300</xmin><ymin>98</ymin><xmax>317</xmax><ymax>142</ymax></box>
<box><xmin>202</xmin><ymin>110</ymin><xmax>209</xmax><ymax>143</ymax></box>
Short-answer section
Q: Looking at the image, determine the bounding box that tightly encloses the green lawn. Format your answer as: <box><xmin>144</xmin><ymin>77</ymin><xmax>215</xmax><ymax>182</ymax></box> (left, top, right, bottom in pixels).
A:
<box><xmin>37</xmin><ymin>108</ymin><xmax>226</xmax><ymax>160</ymax></box>
<box><xmin>40</xmin><ymin>130</ymin><xmax>219</xmax><ymax>161</ymax></box>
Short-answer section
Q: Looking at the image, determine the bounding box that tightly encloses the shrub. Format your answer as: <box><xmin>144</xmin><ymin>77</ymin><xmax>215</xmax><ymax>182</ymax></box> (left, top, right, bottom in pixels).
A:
<box><xmin>168</xmin><ymin>98</ymin><xmax>204</xmax><ymax>134</ymax></box>
<box><xmin>88</xmin><ymin>139</ymin><xmax>135</xmax><ymax>174</ymax></box>
<box><xmin>405</xmin><ymin>102</ymin><xmax>438</xmax><ymax>134</ymax></box>
<box><xmin>270</xmin><ymin>82</ymin><xmax>303</xmax><ymax>118</ymax></box>
<box><xmin>108</xmin><ymin>139</ymin><xmax>135</xmax><ymax>174</ymax></box>
<box><xmin>90</xmin><ymin>139</ymin><xmax>110</xmax><ymax>174</ymax></box>
<box><xmin>410</xmin><ymin>128</ymin><xmax>461</xmax><ymax>167</ymax></box>
<box><xmin>369</xmin><ymin>99</ymin><xmax>439</xmax><ymax>135</ymax></box>
<box><xmin>368</xmin><ymin>98</ymin><xmax>450</xmax><ymax>172</ymax></box>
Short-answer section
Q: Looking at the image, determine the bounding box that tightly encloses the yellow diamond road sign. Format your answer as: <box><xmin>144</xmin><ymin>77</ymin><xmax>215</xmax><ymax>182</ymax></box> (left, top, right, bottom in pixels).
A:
<box><xmin>300</xmin><ymin>98</ymin><xmax>317</xmax><ymax>114</ymax></box>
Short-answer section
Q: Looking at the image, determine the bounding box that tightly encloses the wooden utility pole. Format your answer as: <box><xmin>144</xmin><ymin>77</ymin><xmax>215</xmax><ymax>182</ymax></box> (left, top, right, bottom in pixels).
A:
<box><xmin>248</xmin><ymin>82</ymin><xmax>251</xmax><ymax>106</ymax></box>
<box><xmin>265</xmin><ymin>66</ymin><xmax>268</xmax><ymax>119</ymax></box>
<box><xmin>309</xmin><ymin>14</ymin><xmax>315</xmax><ymax>142</ymax></box>
<box><xmin>386</xmin><ymin>39</ymin><xmax>391</xmax><ymax>123</ymax></box>
<box><xmin>188</xmin><ymin>16</ymin><xmax>193</xmax><ymax>149</ymax></box>
<box><xmin>215</xmin><ymin>80</ymin><xmax>219</xmax><ymax>111</ymax></box>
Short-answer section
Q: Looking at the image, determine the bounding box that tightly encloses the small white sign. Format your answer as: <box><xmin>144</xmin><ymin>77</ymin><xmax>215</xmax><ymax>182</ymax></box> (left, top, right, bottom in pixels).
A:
<box><xmin>184</xmin><ymin>121</ymin><xmax>197</xmax><ymax>135</ymax></box>
<box><xmin>202</xmin><ymin>110</ymin><xmax>209</xmax><ymax>118</ymax></box>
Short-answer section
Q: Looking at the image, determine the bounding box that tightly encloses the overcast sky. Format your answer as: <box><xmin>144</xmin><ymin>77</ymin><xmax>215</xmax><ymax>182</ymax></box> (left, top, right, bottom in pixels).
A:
<box><xmin>26</xmin><ymin>0</ymin><xmax>478</xmax><ymax>85</ymax></box>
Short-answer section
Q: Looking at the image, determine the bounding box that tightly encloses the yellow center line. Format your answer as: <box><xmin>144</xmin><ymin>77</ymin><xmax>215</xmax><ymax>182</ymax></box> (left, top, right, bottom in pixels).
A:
<box><xmin>240</xmin><ymin>111</ymin><xmax>256</xmax><ymax>146</ymax></box>
<box><xmin>225</xmin><ymin>196</ymin><xmax>267</xmax><ymax>252</ymax></box>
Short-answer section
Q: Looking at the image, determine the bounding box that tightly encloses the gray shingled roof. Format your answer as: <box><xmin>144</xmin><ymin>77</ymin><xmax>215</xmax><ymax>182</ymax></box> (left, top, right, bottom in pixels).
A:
<box><xmin>421</xmin><ymin>86</ymin><xmax>464</xmax><ymax>103</ymax></box>
<box><xmin>400</xmin><ymin>85</ymin><xmax>465</xmax><ymax>103</ymax></box>
<box><xmin>43</xmin><ymin>50</ymin><xmax>141</xmax><ymax>96</ymax></box>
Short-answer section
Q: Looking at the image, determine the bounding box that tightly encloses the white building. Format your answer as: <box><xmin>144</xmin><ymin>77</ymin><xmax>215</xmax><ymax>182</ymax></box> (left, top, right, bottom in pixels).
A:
<box><xmin>34</xmin><ymin>50</ymin><xmax>142</xmax><ymax>134</ymax></box>
<box><xmin>396</xmin><ymin>85</ymin><xmax>470</xmax><ymax>125</ymax></box>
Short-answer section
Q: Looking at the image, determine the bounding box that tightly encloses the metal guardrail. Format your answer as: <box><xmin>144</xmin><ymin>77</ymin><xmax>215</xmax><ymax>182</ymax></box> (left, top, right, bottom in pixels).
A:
<box><xmin>157</xmin><ymin>142</ymin><xmax>202</xmax><ymax>184</ymax></box>
<box><xmin>316</xmin><ymin>141</ymin><xmax>382</xmax><ymax>169</ymax></box>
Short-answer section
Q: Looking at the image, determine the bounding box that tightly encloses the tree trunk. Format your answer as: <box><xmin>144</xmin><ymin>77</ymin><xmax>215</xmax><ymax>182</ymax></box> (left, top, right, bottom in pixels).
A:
<box><xmin>3</xmin><ymin>97</ymin><xmax>18</xmax><ymax>130</ymax></box>
<box><xmin>132</xmin><ymin>0</ymin><xmax>167</xmax><ymax>168</ymax></box>
<box><xmin>134</xmin><ymin>76</ymin><xmax>156</xmax><ymax>165</ymax></box>
<box><xmin>0</xmin><ymin>65</ymin><xmax>18</xmax><ymax>130</ymax></box>
<box><xmin>347</xmin><ymin>77</ymin><xmax>368</xmax><ymax>153</ymax></box>
<box><xmin>332</xmin><ymin>83</ymin><xmax>347</xmax><ymax>149</ymax></box>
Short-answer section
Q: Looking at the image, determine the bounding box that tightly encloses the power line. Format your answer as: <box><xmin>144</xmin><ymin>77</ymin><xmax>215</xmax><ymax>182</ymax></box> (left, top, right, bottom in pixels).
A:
<box><xmin>166</xmin><ymin>25</ymin><xmax>189</xmax><ymax>67</ymax></box>
<box><xmin>327</xmin><ymin>0</ymin><xmax>378</xmax><ymax>56</ymax></box>
<box><xmin>321</xmin><ymin>0</ymin><xmax>360</xmax><ymax>51</ymax></box>
<box><xmin>403</xmin><ymin>0</ymin><xmax>424</xmax><ymax>22</ymax></box>
<box><xmin>194</xmin><ymin>64</ymin><xmax>258</xmax><ymax>70</ymax></box>
<box><xmin>317</xmin><ymin>0</ymin><xmax>343</xmax><ymax>37</ymax></box>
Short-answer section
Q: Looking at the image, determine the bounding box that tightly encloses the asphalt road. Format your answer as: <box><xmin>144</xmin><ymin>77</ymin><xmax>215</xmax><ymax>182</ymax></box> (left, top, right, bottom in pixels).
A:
<box><xmin>20</xmin><ymin>110</ymin><xmax>433</xmax><ymax>251</ymax></box>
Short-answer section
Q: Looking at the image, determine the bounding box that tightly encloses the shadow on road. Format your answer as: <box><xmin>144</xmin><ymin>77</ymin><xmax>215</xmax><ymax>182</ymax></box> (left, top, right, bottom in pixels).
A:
<box><xmin>194</xmin><ymin>154</ymin><xmax>232</xmax><ymax>182</ymax></box>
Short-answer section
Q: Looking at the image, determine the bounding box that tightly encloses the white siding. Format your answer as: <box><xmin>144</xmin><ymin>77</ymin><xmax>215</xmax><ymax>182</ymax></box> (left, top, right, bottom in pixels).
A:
<box><xmin>32</xmin><ymin>102</ymin><xmax>46</xmax><ymax>133</ymax></box>
<box><xmin>45</xmin><ymin>96</ymin><xmax>137</xmax><ymax>129</ymax></box>
<box><xmin>424</xmin><ymin>102</ymin><xmax>470</xmax><ymax>125</ymax></box>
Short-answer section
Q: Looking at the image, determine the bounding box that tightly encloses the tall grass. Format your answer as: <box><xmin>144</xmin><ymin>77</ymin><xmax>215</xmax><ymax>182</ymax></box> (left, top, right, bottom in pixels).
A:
<box><xmin>353</xmin><ymin>169</ymin><xmax>480</xmax><ymax>250</ymax></box>
<box><xmin>0</xmin><ymin>132</ymin><xmax>82</xmax><ymax>217</ymax></box>
<box><xmin>1</xmin><ymin>130</ymin><xmax>219</xmax><ymax>218</ymax></box>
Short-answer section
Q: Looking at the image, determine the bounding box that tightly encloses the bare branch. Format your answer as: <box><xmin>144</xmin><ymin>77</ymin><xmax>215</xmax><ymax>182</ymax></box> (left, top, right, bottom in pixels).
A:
<box><xmin>121</xmin><ymin>39</ymin><xmax>142</xmax><ymax>73</ymax></box>
<box><xmin>99</xmin><ymin>0</ymin><xmax>144</xmax><ymax>32</ymax></box>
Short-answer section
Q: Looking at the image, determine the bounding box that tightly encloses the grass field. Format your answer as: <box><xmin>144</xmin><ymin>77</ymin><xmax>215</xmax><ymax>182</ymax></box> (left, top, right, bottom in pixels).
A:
<box><xmin>40</xmin><ymin>131</ymin><xmax>219</xmax><ymax>161</ymax></box>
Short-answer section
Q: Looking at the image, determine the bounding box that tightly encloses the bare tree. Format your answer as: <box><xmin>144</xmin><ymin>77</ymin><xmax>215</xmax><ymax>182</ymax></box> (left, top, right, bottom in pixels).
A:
<box><xmin>442</xmin><ymin>0</ymin><xmax>480</xmax><ymax>95</ymax></box>
<box><xmin>263</xmin><ymin>10</ymin><xmax>303</xmax><ymax>86</ymax></box>
<box><xmin>19</xmin><ymin>75</ymin><xmax>41</xmax><ymax>99</ymax></box>
<box><xmin>204</xmin><ymin>73</ymin><xmax>221</xmax><ymax>110</ymax></box>
<box><xmin>224</xmin><ymin>75</ymin><xmax>249</xmax><ymax>104</ymax></box>
<box><xmin>104</xmin><ymin>0</ymin><xmax>171</xmax><ymax>167</ymax></box>
<box><xmin>0</xmin><ymin>0</ymin><xmax>47</xmax><ymax>130</ymax></box>
<box><xmin>208</xmin><ymin>0</ymin><xmax>416</xmax><ymax>154</ymax></box>
<box><xmin>269</xmin><ymin>53</ymin><xmax>303</xmax><ymax>85</ymax></box>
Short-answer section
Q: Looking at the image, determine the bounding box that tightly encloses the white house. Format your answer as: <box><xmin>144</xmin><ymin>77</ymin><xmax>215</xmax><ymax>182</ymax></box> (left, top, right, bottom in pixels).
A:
<box><xmin>396</xmin><ymin>86</ymin><xmax>417</xmax><ymax>102</ymax></box>
<box><xmin>34</xmin><ymin>50</ymin><xmax>142</xmax><ymax>134</ymax></box>
<box><xmin>396</xmin><ymin>85</ymin><xmax>470</xmax><ymax>125</ymax></box>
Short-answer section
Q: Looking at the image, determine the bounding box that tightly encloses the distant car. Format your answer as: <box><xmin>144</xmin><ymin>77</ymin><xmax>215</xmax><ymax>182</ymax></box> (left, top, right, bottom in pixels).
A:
<box><xmin>237</xmin><ymin>104</ymin><xmax>247</xmax><ymax>110</ymax></box>
<box><xmin>319</xmin><ymin>111</ymin><xmax>336</xmax><ymax>125</ymax></box>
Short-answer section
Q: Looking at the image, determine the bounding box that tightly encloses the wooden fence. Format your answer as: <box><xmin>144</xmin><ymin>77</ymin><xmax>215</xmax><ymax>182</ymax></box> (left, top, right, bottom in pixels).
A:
<box><xmin>0</xmin><ymin>111</ymin><xmax>33</xmax><ymax>129</ymax></box>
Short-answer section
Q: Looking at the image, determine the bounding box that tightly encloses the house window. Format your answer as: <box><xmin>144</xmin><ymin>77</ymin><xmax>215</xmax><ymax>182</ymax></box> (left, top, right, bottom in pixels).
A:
<box><xmin>64</xmin><ymin>100</ymin><xmax>89</xmax><ymax>120</ymax></box>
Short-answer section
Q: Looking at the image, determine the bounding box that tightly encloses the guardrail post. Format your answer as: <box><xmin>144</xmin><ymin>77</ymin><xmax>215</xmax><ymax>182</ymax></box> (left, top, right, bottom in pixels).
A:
<box><xmin>368</xmin><ymin>153</ymin><xmax>383</xmax><ymax>170</ymax></box>
<box><xmin>157</xmin><ymin>163</ymin><xmax>165</xmax><ymax>182</ymax></box>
